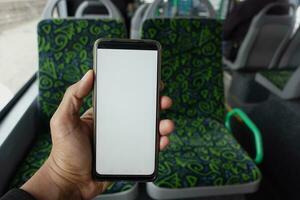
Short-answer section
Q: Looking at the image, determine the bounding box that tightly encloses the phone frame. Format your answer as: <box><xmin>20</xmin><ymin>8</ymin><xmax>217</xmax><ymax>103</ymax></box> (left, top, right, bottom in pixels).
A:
<box><xmin>92</xmin><ymin>38</ymin><xmax>161</xmax><ymax>181</ymax></box>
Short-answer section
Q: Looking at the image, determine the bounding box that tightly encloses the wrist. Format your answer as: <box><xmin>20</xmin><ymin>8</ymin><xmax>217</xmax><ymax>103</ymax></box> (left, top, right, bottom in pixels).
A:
<box><xmin>21</xmin><ymin>158</ymin><xmax>81</xmax><ymax>200</ymax></box>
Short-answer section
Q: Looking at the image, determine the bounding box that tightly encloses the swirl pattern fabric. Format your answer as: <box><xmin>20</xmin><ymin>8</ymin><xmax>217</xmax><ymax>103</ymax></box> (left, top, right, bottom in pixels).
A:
<box><xmin>10</xmin><ymin>19</ymin><xmax>135</xmax><ymax>194</ymax></box>
<box><xmin>9</xmin><ymin>131</ymin><xmax>135</xmax><ymax>194</ymax></box>
<box><xmin>142</xmin><ymin>19</ymin><xmax>260</xmax><ymax>188</ymax></box>
<box><xmin>38</xmin><ymin>19</ymin><xmax>126</xmax><ymax>120</ymax></box>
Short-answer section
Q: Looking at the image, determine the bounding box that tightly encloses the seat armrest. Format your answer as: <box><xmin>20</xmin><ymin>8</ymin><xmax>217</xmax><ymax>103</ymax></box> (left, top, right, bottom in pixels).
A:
<box><xmin>223</xmin><ymin>56</ymin><xmax>235</xmax><ymax>69</ymax></box>
<box><xmin>225</xmin><ymin>108</ymin><xmax>263</xmax><ymax>164</ymax></box>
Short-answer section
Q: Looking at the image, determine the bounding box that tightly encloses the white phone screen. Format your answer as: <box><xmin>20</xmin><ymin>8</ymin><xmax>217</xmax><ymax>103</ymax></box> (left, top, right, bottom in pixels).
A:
<box><xmin>96</xmin><ymin>48</ymin><xmax>158</xmax><ymax>175</ymax></box>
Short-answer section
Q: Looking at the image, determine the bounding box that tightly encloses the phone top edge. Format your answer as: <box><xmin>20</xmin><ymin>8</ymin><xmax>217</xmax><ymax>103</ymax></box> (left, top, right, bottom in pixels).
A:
<box><xmin>94</xmin><ymin>38</ymin><xmax>161</xmax><ymax>51</ymax></box>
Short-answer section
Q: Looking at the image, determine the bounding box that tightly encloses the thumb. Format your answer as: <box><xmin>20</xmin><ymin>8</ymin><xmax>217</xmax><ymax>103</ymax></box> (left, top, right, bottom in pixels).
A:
<box><xmin>54</xmin><ymin>70</ymin><xmax>94</xmax><ymax>122</ymax></box>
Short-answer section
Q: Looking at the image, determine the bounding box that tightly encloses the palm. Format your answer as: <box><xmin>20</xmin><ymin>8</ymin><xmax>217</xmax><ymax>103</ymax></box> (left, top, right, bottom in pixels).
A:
<box><xmin>49</xmin><ymin>110</ymin><xmax>105</xmax><ymax>199</ymax></box>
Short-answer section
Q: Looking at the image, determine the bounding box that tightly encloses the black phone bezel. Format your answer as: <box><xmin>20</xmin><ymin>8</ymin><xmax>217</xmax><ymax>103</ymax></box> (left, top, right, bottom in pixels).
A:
<box><xmin>92</xmin><ymin>38</ymin><xmax>161</xmax><ymax>181</ymax></box>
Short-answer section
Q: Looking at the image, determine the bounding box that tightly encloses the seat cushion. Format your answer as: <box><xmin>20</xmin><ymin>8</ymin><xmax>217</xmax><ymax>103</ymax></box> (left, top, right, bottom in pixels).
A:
<box><xmin>9</xmin><ymin>131</ymin><xmax>51</xmax><ymax>188</ymax></box>
<box><xmin>9</xmin><ymin>131</ymin><xmax>135</xmax><ymax>195</ymax></box>
<box><xmin>259</xmin><ymin>69</ymin><xmax>294</xmax><ymax>90</ymax></box>
<box><xmin>154</xmin><ymin>116</ymin><xmax>261</xmax><ymax>188</ymax></box>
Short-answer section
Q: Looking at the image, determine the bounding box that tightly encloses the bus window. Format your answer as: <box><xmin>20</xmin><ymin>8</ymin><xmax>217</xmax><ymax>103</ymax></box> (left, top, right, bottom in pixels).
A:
<box><xmin>295</xmin><ymin>4</ymin><xmax>300</xmax><ymax>30</ymax></box>
<box><xmin>0</xmin><ymin>0</ymin><xmax>46</xmax><ymax>112</ymax></box>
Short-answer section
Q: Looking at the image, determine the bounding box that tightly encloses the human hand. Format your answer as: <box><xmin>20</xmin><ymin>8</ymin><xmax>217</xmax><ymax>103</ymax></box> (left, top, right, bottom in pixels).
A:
<box><xmin>21</xmin><ymin>70</ymin><xmax>174</xmax><ymax>200</ymax></box>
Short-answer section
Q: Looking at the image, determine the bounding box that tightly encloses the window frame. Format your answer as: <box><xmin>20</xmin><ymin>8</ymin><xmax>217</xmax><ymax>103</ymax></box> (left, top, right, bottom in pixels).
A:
<box><xmin>0</xmin><ymin>73</ymin><xmax>37</xmax><ymax>122</ymax></box>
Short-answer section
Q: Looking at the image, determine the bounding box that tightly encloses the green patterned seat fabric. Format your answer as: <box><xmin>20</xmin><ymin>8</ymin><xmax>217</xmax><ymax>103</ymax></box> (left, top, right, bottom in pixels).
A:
<box><xmin>155</xmin><ymin>116</ymin><xmax>260</xmax><ymax>188</ymax></box>
<box><xmin>259</xmin><ymin>69</ymin><xmax>295</xmax><ymax>90</ymax></box>
<box><xmin>143</xmin><ymin>19</ymin><xmax>225</xmax><ymax>122</ymax></box>
<box><xmin>142</xmin><ymin>19</ymin><xmax>260</xmax><ymax>188</ymax></box>
<box><xmin>9</xmin><ymin>130</ymin><xmax>135</xmax><ymax>194</ymax></box>
<box><xmin>38</xmin><ymin>19</ymin><xmax>126</xmax><ymax>120</ymax></box>
<box><xmin>10</xmin><ymin>19</ymin><xmax>135</xmax><ymax>194</ymax></box>
<box><xmin>9</xmin><ymin>131</ymin><xmax>52</xmax><ymax>188</ymax></box>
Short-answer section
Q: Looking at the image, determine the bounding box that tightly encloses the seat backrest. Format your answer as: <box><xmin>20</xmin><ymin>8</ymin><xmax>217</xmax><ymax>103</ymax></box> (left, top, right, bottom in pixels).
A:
<box><xmin>74</xmin><ymin>0</ymin><xmax>123</xmax><ymax>19</ymax></box>
<box><xmin>43</xmin><ymin>0</ymin><xmax>122</xmax><ymax>20</ymax></box>
<box><xmin>38</xmin><ymin>19</ymin><xmax>126</xmax><ymax>121</ymax></box>
<box><xmin>131</xmin><ymin>0</ymin><xmax>217</xmax><ymax>39</ymax></box>
<box><xmin>273</xmin><ymin>27</ymin><xmax>300</xmax><ymax>69</ymax></box>
<box><xmin>234</xmin><ymin>3</ymin><xmax>295</xmax><ymax>71</ymax></box>
<box><xmin>142</xmin><ymin>18</ymin><xmax>224</xmax><ymax>122</ymax></box>
<box><xmin>143</xmin><ymin>0</ymin><xmax>216</xmax><ymax>20</ymax></box>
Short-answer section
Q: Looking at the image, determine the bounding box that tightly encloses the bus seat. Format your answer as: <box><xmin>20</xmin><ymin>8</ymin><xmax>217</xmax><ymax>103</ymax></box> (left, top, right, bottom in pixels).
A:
<box><xmin>43</xmin><ymin>0</ymin><xmax>123</xmax><ymax>20</ymax></box>
<box><xmin>269</xmin><ymin>26</ymin><xmax>300</xmax><ymax>69</ymax></box>
<box><xmin>7</xmin><ymin>5</ymin><xmax>138</xmax><ymax>199</ymax></box>
<box><xmin>141</xmin><ymin>18</ymin><xmax>262</xmax><ymax>199</ymax></box>
<box><xmin>131</xmin><ymin>0</ymin><xmax>217</xmax><ymax>39</ymax></box>
<box><xmin>130</xmin><ymin>3</ymin><xmax>149</xmax><ymax>39</ymax></box>
<box><xmin>255</xmin><ymin>67</ymin><xmax>300</xmax><ymax>100</ymax></box>
<box><xmin>226</xmin><ymin>71</ymin><xmax>271</xmax><ymax>109</ymax></box>
<box><xmin>75</xmin><ymin>0</ymin><xmax>123</xmax><ymax>20</ymax></box>
<box><xmin>43</xmin><ymin>0</ymin><xmax>68</xmax><ymax>18</ymax></box>
<box><xmin>223</xmin><ymin>3</ymin><xmax>295</xmax><ymax>71</ymax></box>
<box><xmin>142</xmin><ymin>0</ymin><xmax>216</xmax><ymax>19</ymax></box>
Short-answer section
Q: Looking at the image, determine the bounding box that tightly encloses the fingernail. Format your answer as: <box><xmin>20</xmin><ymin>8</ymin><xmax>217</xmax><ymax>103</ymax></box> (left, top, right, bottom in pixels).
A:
<box><xmin>81</xmin><ymin>70</ymin><xmax>90</xmax><ymax>81</ymax></box>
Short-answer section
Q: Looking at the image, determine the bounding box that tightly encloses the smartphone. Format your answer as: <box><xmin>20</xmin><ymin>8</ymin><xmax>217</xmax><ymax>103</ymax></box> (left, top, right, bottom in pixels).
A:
<box><xmin>93</xmin><ymin>39</ymin><xmax>161</xmax><ymax>181</ymax></box>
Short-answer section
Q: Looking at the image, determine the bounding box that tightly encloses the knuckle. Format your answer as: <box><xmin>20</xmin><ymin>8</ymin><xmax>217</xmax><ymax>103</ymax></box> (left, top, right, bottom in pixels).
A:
<box><xmin>50</xmin><ymin>113</ymin><xmax>62</xmax><ymax>128</ymax></box>
<box><xmin>66</xmin><ymin>85</ymin><xmax>75</xmax><ymax>94</ymax></box>
<box><xmin>50</xmin><ymin>115</ymin><xmax>57</xmax><ymax>128</ymax></box>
